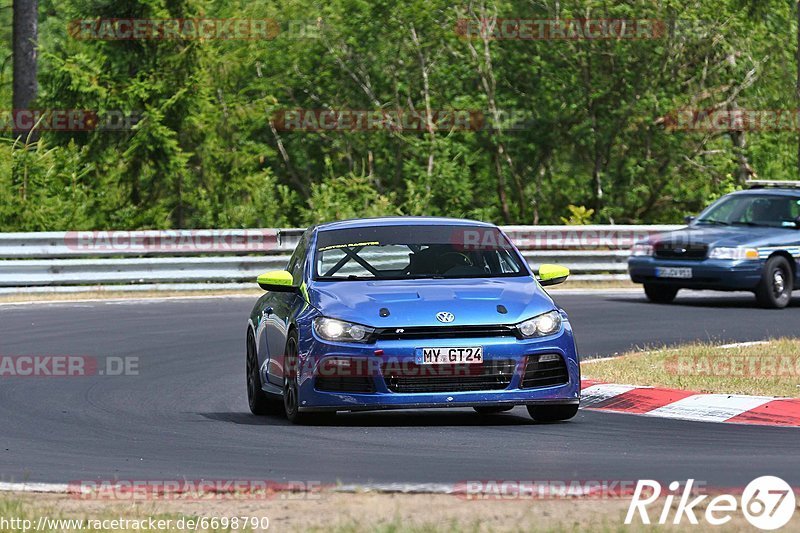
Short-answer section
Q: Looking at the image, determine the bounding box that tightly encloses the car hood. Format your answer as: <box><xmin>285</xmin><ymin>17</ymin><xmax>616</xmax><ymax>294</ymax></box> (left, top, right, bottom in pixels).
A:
<box><xmin>646</xmin><ymin>226</ymin><xmax>796</xmax><ymax>248</ymax></box>
<box><xmin>308</xmin><ymin>277</ymin><xmax>557</xmax><ymax>327</ymax></box>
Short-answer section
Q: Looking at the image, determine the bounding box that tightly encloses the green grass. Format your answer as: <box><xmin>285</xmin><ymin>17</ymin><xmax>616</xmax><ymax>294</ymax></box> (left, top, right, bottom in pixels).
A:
<box><xmin>309</xmin><ymin>516</ymin><xmax>738</xmax><ymax>533</ymax></box>
<box><xmin>584</xmin><ymin>339</ymin><xmax>800</xmax><ymax>397</ymax></box>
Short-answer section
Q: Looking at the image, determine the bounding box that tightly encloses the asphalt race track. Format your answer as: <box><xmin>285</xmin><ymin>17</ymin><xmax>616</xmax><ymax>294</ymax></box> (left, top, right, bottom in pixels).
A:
<box><xmin>0</xmin><ymin>291</ymin><xmax>798</xmax><ymax>487</ymax></box>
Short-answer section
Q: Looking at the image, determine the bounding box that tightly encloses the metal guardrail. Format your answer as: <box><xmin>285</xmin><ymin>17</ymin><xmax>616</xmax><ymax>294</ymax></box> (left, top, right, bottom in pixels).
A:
<box><xmin>0</xmin><ymin>225</ymin><xmax>682</xmax><ymax>291</ymax></box>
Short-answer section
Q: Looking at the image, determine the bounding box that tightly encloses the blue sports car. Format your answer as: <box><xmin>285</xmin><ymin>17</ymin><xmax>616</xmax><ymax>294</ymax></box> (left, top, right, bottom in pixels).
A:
<box><xmin>246</xmin><ymin>217</ymin><xmax>581</xmax><ymax>424</ymax></box>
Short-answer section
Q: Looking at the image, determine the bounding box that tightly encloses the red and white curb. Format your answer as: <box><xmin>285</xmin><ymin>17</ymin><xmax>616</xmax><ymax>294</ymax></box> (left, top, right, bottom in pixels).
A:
<box><xmin>580</xmin><ymin>380</ymin><xmax>800</xmax><ymax>427</ymax></box>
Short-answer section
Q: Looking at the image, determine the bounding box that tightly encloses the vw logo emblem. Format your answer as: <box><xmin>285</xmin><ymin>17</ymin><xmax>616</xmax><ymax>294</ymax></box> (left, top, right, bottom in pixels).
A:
<box><xmin>436</xmin><ymin>312</ymin><xmax>455</xmax><ymax>323</ymax></box>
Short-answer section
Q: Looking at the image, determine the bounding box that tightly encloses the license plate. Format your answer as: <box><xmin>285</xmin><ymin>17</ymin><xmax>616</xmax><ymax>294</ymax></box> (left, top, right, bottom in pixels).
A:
<box><xmin>655</xmin><ymin>267</ymin><xmax>692</xmax><ymax>279</ymax></box>
<box><xmin>416</xmin><ymin>347</ymin><xmax>483</xmax><ymax>364</ymax></box>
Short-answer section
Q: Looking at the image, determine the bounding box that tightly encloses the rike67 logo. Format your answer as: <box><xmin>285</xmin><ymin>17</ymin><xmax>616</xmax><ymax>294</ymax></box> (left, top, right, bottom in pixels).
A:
<box><xmin>626</xmin><ymin>477</ymin><xmax>796</xmax><ymax>530</ymax></box>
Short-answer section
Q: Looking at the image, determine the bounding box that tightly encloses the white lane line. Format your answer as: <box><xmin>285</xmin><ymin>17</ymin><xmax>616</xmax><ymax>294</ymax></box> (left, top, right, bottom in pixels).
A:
<box><xmin>581</xmin><ymin>355</ymin><xmax>624</xmax><ymax>364</ymax></box>
<box><xmin>580</xmin><ymin>384</ymin><xmax>637</xmax><ymax>408</ymax></box>
<box><xmin>0</xmin><ymin>293</ymin><xmax>257</xmax><ymax>307</ymax></box>
<box><xmin>0</xmin><ymin>482</ymin><xmax>71</xmax><ymax>493</ymax></box>
<box><xmin>718</xmin><ymin>341</ymin><xmax>769</xmax><ymax>349</ymax></box>
<box><xmin>547</xmin><ymin>289</ymin><xmax>641</xmax><ymax>295</ymax></box>
<box><xmin>0</xmin><ymin>286</ymin><xmax>764</xmax><ymax>306</ymax></box>
<box><xmin>0</xmin><ymin>283</ymin><xmax>254</xmax><ymax>295</ymax></box>
<box><xmin>646</xmin><ymin>394</ymin><xmax>775</xmax><ymax>423</ymax></box>
<box><xmin>335</xmin><ymin>483</ymin><xmax>458</xmax><ymax>494</ymax></box>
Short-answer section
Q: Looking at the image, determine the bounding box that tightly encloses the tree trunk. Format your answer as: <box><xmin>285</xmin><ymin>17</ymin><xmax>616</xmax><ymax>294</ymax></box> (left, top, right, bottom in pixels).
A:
<box><xmin>730</xmin><ymin>130</ymin><xmax>756</xmax><ymax>184</ymax></box>
<box><xmin>493</xmin><ymin>150</ymin><xmax>512</xmax><ymax>224</ymax></box>
<box><xmin>12</xmin><ymin>0</ymin><xmax>38</xmax><ymax>139</ymax></box>
<box><xmin>796</xmin><ymin>1</ymin><xmax>800</xmax><ymax>176</ymax></box>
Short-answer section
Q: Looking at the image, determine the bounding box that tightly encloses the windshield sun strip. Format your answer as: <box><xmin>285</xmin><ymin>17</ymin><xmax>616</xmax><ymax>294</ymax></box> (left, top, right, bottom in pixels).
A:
<box><xmin>313</xmin><ymin>272</ymin><xmax>528</xmax><ymax>281</ymax></box>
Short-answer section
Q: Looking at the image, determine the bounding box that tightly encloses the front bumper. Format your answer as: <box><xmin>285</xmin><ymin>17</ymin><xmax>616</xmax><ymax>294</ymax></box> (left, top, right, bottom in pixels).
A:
<box><xmin>628</xmin><ymin>256</ymin><xmax>763</xmax><ymax>290</ymax></box>
<box><xmin>294</xmin><ymin>319</ymin><xmax>581</xmax><ymax>412</ymax></box>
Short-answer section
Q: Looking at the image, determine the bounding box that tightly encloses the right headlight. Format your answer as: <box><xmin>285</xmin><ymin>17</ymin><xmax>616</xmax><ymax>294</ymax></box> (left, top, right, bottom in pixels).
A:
<box><xmin>516</xmin><ymin>310</ymin><xmax>562</xmax><ymax>338</ymax></box>
<box><xmin>313</xmin><ymin>317</ymin><xmax>374</xmax><ymax>343</ymax></box>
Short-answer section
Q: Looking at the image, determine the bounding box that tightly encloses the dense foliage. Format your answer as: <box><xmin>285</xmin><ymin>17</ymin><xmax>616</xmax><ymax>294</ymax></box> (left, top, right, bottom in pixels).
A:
<box><xmin>0</xmin><ymin>0</ymin><xmax>797</xmax><ymax>230</ymax></box>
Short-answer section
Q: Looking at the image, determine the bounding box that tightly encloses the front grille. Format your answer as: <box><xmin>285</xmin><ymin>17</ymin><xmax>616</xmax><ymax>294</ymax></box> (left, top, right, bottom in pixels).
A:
<box><xmin>373</xmin><ymin>325</ymin><xmax>518</xmax><ymax>341</ymax></box>
<box><xmin>315</xmin><ymin>376</ymin><xmax>375</xmax><ymax>393</ymax></box>
<box><xmin>382</xmin><ymin>359</ymin><xmax>516</xmax><ymax>393</ymax></box>
<box><xmin>653</xmin><ymin>242</ymin><xmax>708</xmax><ymax>260</ymax></box>
<box><xmin>521</xmin><ymin>354</ymin><xmax>569</xmax><ymax>388</ymax></box>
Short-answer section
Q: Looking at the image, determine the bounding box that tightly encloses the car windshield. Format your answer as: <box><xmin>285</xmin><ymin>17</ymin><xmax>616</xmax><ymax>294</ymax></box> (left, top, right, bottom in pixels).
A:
<box><xmin>695</xmin><ymin>194</ymin><xmax>800</xmax><ymax>228</ymax></box>
<box><xmin>314</xmin><ymin>224</ymin><xmax>527</xmax><ymax>280</ymax></box>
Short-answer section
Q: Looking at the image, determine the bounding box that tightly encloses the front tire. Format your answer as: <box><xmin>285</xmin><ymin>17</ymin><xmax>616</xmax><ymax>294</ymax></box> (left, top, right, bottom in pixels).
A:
<box><xmin>643</xmin><ymin>283</ymin><xmax>678</xmax><ymax>304</ymax></box>
<box><xmin>755</xmin><ymin>256</ymin><xmax>794</xmax><ymax>309</ymax></box>
<box><xmin>527</xmin><ymin>404</ymin><xmax>579</xmax><ymax>423</ymax></box>
<box><xmin>283</xmin><ymin>331</ymin><xmax>304</xmax><ymax>423</ymax></box>
<box><xmin>282</xmin><ymin>331</ymin><xmax>334</xmax><ymax>425</ymax></box>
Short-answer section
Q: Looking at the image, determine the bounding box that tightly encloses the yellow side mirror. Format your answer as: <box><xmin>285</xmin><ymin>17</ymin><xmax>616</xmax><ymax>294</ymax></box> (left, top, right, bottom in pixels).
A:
<box><xmin>257</xmin><ymin>270</ymin><xmax>296</xmax><ymax>292</ymax></box>
<box><xmin>537</xmin><ymin>264</ymin><xmax>570</xmax><ymax>287</ymax></box>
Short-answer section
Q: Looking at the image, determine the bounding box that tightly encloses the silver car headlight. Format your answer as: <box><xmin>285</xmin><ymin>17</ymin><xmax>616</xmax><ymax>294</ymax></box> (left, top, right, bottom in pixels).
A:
<box><xmin>516</xmin><ymin>310</ymin><xmax>562</xmax><ymax>338</ymax></box>
<box><xmin>708</xmin><ymin>247</ymin><xmax>760</xmax><ymax>260</ymax></box>
<box><xmin>313</xmin><ymin>317</ymin><xmax>375</xmax><ymax>343</ymax></box>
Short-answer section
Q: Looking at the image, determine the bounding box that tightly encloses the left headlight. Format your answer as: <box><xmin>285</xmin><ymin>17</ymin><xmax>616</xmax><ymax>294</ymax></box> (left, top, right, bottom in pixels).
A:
<box><xmin>516</xmin><ymin>310</ymin><xmax>562</xmax><ymax>338</ymax></box>
<box><xmin>708</xmin><ymin>247</ymin><xmax>760</xmax><ymax>260</ymax></box>
<box><xmin>630</xmin><ymin>243</ymin><xmax>654</xmax><ymax>257</ymax></box>
<box><xmin>313</xmin><ymin>317</ymin><xmax>375</xmax><ymax>343</ymax></box>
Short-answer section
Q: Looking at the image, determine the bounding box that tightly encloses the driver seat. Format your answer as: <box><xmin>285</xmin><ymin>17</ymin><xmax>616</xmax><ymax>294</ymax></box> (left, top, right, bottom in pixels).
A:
<box><xmin>750</xmin><ymin>199</ymin><xmax>788</xmax><ymax>224</ymax></box>
<box><xmin>408</xmin><ymin>247</ymin><xmax>439</xmax><ymax>276</ymax></box>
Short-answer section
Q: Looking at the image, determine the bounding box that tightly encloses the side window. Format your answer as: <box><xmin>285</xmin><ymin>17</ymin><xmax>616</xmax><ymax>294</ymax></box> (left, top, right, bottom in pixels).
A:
<box><xmin>287</xmin><ymin>233</ymin><xmax>309</xmax><ymax>285</ymax></box>
<box><xmin>791</xmin><ymin>198</ymin><xmax>800</xmax><ymax>218</ymax></box>
<box><xmin>497</xmin><ymin>250</ymin><xmax>519</xmax><ymax>273</ymax></box>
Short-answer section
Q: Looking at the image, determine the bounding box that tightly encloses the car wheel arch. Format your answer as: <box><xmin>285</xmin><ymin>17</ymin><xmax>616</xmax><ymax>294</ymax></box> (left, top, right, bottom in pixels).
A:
<box><xmin>285</xmin><ymin>322</ymin><xmax>300</xmax><ymax>345</ymax></box>
<box><xmin>245</xmin><ymin>325</ymin><xmax>263</xmax><ymax>377</ymax></box>
<box><xmin>765</xmin><ymin>251</ymin><xmax>797</xmax><ymax>280</ymax></box>
<box><xmin>248</xmin><ymin>319</ymin><xmax>271</xmax><ymax>380</ymax></box>
<box><xmin>285</xmin><ymin>323</ymin><xmax>300</xmax><ymax>365</ymax></box>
